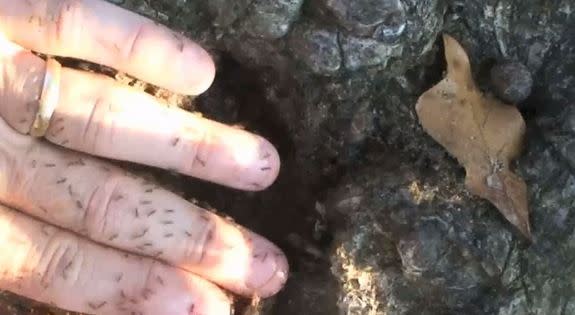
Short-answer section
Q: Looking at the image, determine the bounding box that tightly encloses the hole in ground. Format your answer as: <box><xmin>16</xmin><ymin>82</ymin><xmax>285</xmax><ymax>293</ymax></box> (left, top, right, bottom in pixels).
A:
<box><xmin>190</xmin><ymin>53</ymin><xmax>340</xmax><ymax>314</ymax></box>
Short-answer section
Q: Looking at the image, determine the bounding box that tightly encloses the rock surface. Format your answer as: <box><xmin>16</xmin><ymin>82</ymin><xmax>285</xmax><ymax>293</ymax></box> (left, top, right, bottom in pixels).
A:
<box><xmin>490</xmin><ymin>61</ymin><xmax>533</xmax><ymax>104</ymax></box>
<box><xmin>5</xmin><ymin>0</ymin><xmax>575</xmax><ymax>314</ymax></box>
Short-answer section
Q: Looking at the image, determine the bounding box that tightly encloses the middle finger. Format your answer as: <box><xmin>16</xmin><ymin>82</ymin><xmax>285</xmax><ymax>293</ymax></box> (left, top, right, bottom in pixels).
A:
<box><xmin>0</xmin><ymin>131</ymin><xmax>289</xmax><ymax>298</ymax></box>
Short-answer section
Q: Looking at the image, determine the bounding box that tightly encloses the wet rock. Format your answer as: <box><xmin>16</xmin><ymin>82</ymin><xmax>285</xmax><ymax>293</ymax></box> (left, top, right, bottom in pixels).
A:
<box><xmin>340</xmin><ymin>35</ymin><xmax>403</xmax><ymax>70</ymax></box>
<box><xmin>321</xmin><ymin>0</ymin><xmax>407</xmax><ymax>41</ymax></box>
<box><xmin>207</xmin><ymin>0</ymin><xmax>253</xmax><ymax>27</ymax></box>
<box><xmin>105</xmin><ymin>0</ymin><xmax>125</xmax><ymax>4</ymax></box>
<box><xmin>490</xmin><ymin>61</ymin><xmax>533</xmax><ymax>104</ymax></box>
<box><xmin>317</xmin><ymin>0</ymin><xmax>445</xmax><ymax>72</ymax></box>
<box><xmin>326</xmin><ymin>160</ymin><xmax>499</xmax><ymax>314</ymax></box>
<box><xmin>497</xmin><ymin>290</ymin><xmax>529</xmax><ymax>315</ymax></box>
<box><xmin>288</xmin><ymin>23</ymin><xmax>342</xmax><ymax>74</ymax></box>
<box><xmin>535</xmin><ymin>35</ymin><xmax>575</xmax><ymax>169</ymax></box>
<box><xmin>445</xmin><ymin>0</ymin><xmax>572</xmax><ymax>72</ymax></box>
<box><xmin>347</xmin><ymin>100</ymin><xmax>375</xmax><ymax>144</ymax></box>
<box><xmin>240</xmin><ymin>0</ymin><xmax>304</xmax><ymax>39</ymax></box>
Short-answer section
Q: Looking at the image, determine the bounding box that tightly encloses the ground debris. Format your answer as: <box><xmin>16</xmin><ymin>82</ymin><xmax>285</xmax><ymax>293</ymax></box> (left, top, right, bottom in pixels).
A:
<box><xmin>415</xmin><ymin>34</ymin><xmax>531</xmax><ymax>239</ymax></box>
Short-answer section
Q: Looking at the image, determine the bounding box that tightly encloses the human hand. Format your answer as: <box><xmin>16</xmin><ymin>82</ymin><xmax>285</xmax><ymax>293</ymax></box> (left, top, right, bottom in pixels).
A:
<box><xmin>0</xmin><ymin>0</ymin><xmax>288</xmax><ymax>314</ymax></box>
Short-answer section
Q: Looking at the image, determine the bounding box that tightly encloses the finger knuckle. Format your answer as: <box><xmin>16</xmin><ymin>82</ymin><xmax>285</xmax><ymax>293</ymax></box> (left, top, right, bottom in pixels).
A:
<box><xmin>183</xmin><ymin>214</ymin><xmax>216</xmax><ymax>264</ymax></box>
<box><xmin>37</xmin><ymin>232</ymin><xmax>82</xmax><ymax>288</ymax></box>
<box><xmin>80</xmin><ymin>173</ymin><xmax>122</xmax><ymax>237</ymax></box>
<box><xmin>142</xmin><ymin>260</ymin><xmax>163</xmax><ymax>290</ymax></box>
<box><xmin>6</xmin><ymin>141</ymin><xmax>39</xmax><ymax>201</ymax></box>
<box><xmin>180</xmin><ymin>125</ymin><xmax>210</xmax><ymax>174</ymax></box>
<box><xmin>79</xmin><ymin>95</ymin><xmax>108</xmax><ymax>153</ymax></box>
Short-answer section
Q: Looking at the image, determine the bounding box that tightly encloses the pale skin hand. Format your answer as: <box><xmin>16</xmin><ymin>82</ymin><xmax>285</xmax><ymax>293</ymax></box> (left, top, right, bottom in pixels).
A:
<box><xmin>0</xmin><ymin>0</ymin><xmax>289</xmax><ymax>314</ymax></box>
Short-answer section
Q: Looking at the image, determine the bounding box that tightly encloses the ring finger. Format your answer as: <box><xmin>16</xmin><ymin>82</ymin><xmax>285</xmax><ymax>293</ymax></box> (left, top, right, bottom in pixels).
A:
<box><xmin>0</xmin><ymin>42</ymin><xmax>280</xmax><ymax>191</ymax></box>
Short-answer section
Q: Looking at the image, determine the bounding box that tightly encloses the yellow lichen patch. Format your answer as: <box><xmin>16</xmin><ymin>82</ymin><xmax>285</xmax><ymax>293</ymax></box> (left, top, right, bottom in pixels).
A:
<box><xmin>408</xmin><ymin>181</ymin><xmax>438</xmax><ymax>204</ymax></box>
<box><xmin>333</xmin><ymin>243</ymin><xmax>381</xmax><ymax>315</ymax></box>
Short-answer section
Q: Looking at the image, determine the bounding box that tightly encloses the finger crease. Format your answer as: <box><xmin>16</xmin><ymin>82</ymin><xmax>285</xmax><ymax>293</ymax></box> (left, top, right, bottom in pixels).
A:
<box><xmin>82</xmin><ymin>97</ymin><xmax>105</xmax><ymax>152</ymax></box>
<box><xmin>126</xmin><ymin>24</ymin><xmax>146</xmax><ymax>61</ymax></box>
<box><xmin>182</xmin><ymin>126</ymin><xmax>208</xmax><ymax>174</ymax></box>
<box><xmin>194</xmin><ymin>219</ymin><xmax>216</xmax><ymax>264</ymax></box>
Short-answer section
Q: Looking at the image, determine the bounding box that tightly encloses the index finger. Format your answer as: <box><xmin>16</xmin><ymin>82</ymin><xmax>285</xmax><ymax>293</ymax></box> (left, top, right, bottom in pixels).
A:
<box><xmin>0</xmin><ymin>0</ymin><xmax>215</xmax><ymax>95</ymax></box>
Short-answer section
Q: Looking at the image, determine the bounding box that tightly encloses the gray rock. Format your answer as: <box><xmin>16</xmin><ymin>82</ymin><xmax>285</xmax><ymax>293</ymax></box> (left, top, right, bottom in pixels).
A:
<box><xmin>326</xmin><ymin>159</ymin><xmax>499</xmax><ymax>314</ymax></box>
<box><xmin>207</xmin><ymin>0</ymin><xmax>253</xmax><ymax>27</ymax></box>
<box><xmin>105</xmin><ymin>0</ymin><xmax>125</xmax><ymax>5</ymax></box>
<box><xmin>240</xmin><ymin>0</ymin><xmax>304</xmax><ymax>39</ymax></box>
<box><xmin>536</xmin><ymin>35</ymin><xmax>575</xmax><ymax>168</ymax></box>
<box><xmin>288</xmin><ymin>23</ymin><xmax>342</xmax><ymax>74</ymax></box>
<box><xmin>67</xmin><ymin>1</ymin><xmax>575</xmax><ymax>315</ymax></box>
<box><xmin>490</xmin><ymin>61</ymin><xmax>533</xmax><ymax>104</ymax></box>
<box><xmin>321</xmin><ymin>0</ymin><xmax>407</xmax><ymax>41</ymax></box>
<box><xmin>445</xmin><ymin>0</ymin><xmax>572</xmax><ymax>72</ymax></box>
<box><xmin>340</xmin><ymin>35</ymin><xmax>403</xmax><ymax>70</ymax></box>
<box><xmin>310</xmin><ymin>0</ymin><xmax>445</xmax><ymax>73</ymax></box>
<box><xmin>497</xmin><ymin>290</ymin><xmax>529</xmax><ymax>315</ymax></box>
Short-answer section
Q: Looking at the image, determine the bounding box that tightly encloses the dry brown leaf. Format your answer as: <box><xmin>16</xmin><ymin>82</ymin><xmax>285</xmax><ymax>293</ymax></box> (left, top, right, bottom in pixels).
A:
<box><xmin>415</xmin><ymin>34</ymin><xmax>531</xmax><ymax>239</ymax></box>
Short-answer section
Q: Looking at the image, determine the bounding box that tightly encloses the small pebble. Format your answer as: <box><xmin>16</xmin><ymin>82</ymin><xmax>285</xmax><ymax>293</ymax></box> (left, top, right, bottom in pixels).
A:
<box><xmin>490</xmin><ymin>61</ymin><xmax>533</xmax><ymax>104</ymax></box>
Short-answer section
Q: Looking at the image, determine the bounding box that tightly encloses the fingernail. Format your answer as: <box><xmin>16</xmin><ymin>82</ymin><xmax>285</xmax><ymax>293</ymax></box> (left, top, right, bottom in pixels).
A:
<box><xmin>245</xmin><ymin>236</ymin><xmax>289</xmax><ymax>297</ymax></box>
<box><xmin>181</xmin><ymin>41</ymin><xmax>216</xmax><ymax>95</ymax></box>
<box><xmin>241</xmin><ymin>137</ymin><xmax>281</xmax><ymax>191</ymax></box>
